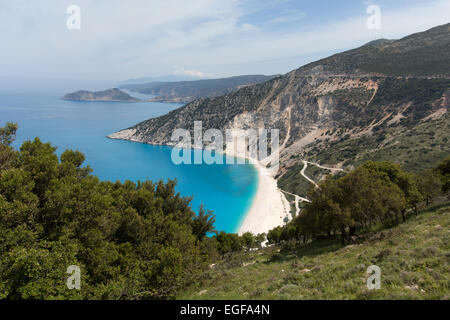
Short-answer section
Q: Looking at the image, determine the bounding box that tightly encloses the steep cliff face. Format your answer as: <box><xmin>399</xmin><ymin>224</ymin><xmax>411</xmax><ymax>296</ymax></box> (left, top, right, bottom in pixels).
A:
<box><xmin>110</xmin><ymin>24</ymin><xmax>450</xmax><ymax>194</ymax></box>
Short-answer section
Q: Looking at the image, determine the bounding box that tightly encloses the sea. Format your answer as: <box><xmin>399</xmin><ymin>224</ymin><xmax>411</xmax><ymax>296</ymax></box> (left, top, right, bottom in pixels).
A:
<box><xmin>0</xmin><ymin>91</ymin><xmax>258</xmax><ymax>233</ymax></box>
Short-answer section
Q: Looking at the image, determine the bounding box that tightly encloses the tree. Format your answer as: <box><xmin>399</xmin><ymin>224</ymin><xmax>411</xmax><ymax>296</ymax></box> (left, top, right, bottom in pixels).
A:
<box><xmin>215</xmin><ymin>232</ymin><xmax>242</xmax><ymax>256</ymax></box>
<box><xmin>435</xmin><ymin>156</ymin><xmax>450</xmax><ymax>193</ymax></box>
<box><xmin>416</xmin><ymin>169</ymin><xmax>443</xmax><ymax>205</ymax></box>
<box><xmin>0</xmin><ymin>122</ymin><xmax>18</xmax><ymax>170</ymax></box>
<box><xmin>0</xmin><ymin>122</ymin><xmax>17</xmax><ymax>146</ymax></box>
<box><xmin>241</xmin><ymin>232</ymin><xmax>255</xmax><ymax>251</ymax></box>
<box><xmin>191</xmin><ymin>205</ymin><xmax>216</xmax><ymax>241</ymax></box>
<box><xmin>362</xmin><ymin>161</ymin><xmax>422</xmax><ymax>214</ymax></box>
<box><xmin>255</xmin><ymin>233</ymin><xmax>266</xmax><ymax>247</ymax></box>
<box><xmin>277</xmin><ymin>162</ymin><xmax>409</xmax><ymax>245</ymax></box>
<box><xmin>267</xmin><ymin>226</ymin><xmax>282</xmax><ymax>244</ymax></box>
<box><xmin>302</xmin><ymin>177</ymin><xmax>349</xmax><ymax>242</ymax></box>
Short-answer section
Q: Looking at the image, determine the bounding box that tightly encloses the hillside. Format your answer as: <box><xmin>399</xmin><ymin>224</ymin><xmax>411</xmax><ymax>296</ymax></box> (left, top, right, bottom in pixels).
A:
<box><xmin>119</xmin><ymin>75</ymin><xmax>277</xmax><ymax>103</ymax></box>
<box><xmin>110</xmin><ymin>24</ymin><xmax>449</xmax><ymax>198</ymax></box>
<box><xmin>295</xmin><ymin>23</ymin><xmax>450</xmax><ymax>77</ymax></box>
<box><xmin>62</xmin><ymin>88</ymin><xmax>141</xmax><ymax>102</ymax></box>
<box><xmin>179</xmin><ymin>203</ymin><xmax>450</xmax><ymax>300</ymax></box>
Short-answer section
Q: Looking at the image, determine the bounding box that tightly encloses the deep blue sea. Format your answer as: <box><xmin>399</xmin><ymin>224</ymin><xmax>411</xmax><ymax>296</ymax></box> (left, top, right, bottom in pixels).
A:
<box><xmin>0</xmin><ymin>91</ymin><xmax>258</xmax><ymax>233</ymax></box>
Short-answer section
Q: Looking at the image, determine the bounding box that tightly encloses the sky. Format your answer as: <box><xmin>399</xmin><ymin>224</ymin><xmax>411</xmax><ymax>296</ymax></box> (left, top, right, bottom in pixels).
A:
<box><xmin>0</xmin><ymin>0</ymin><xmax>449</xmax><ymax>91</ymax></box>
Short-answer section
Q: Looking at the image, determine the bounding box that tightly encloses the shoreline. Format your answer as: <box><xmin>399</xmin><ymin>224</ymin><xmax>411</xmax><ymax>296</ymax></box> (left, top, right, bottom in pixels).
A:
<box><xmin>107</xmin><ymin>132</ymin><xmax>291</xmax><ymax>235</ymax></box>
<box><xmin>220</xmin><ymin>146</ymin><xmax>291</xmax><ymax>236</ymax></box>
<box><xmin>235</xmin><ymin>157</ymin><xmax>291</xmax><ymax>236</ymax></box>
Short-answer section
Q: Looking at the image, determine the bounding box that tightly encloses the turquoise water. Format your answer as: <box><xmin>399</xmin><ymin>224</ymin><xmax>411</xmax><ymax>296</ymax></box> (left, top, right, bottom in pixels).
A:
<box><xmin>0</xmin><ymin>92</ymin><xmax>258</xmax><ymax>233</ymax></box>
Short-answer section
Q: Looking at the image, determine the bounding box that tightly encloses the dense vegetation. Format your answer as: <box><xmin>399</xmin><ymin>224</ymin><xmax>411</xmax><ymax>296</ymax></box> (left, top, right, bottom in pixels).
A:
<box><xmin>0</xmin><ymin>123</ymin><xmax>269</xmax><ymax>299</ymax></box>
<box><xmin>271</xmin><ymin>159</ymin><xmax>448</xmax><ymax>246</ymax></box>
<box><xmin>180</xmin><ymin>203</ymin><xmax>449</xmax><ymax>300</ymax></box>
<box><xmin>0</xmin><ymin>123</ymin><xmax>201</xmax><ymax>298</ymax></box>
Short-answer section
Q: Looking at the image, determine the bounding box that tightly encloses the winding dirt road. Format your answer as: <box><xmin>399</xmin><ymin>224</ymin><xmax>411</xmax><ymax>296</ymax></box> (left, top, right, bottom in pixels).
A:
<box><xmin>279</xmin><ymin>160</ymin><xmax>343</xmax><ymax>216</ymax></box>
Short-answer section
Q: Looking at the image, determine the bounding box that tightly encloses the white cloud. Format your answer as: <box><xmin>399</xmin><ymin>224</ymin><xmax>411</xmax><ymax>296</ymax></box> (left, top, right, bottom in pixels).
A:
<box><xmin>268</xmin><ymin>10</ymin><xmax>306</xmax><ymax>24</ymax></box>
<box><xmin>161</xmin><ymin>0</ymin><xmax>450</xmax><ymax>74</ymax></box>
<box><xmin>174</xmin><ymin>68</ymin><xmax>213</xmax><ymax>78</ymax></box>
<box><xmin>0</xmin><ymin>0</ymin><xmax>449</xmax><ymax>84</ymax></box>
<box><xmin>241</xmin><ymin>23</ymin><xmax>260</xmax><ymax>31</ymax></box>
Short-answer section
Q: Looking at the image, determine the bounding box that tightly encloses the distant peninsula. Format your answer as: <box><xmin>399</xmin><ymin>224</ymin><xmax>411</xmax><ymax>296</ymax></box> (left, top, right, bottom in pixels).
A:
<box><xmin>119</xmin><ymin>74</ymin><xmax>278</xmax><ymax>103</ymax></box>
<box><xmin>62</xmin><ymin>88</ymin><xmax>141</xmax><ymax>102</ymax></box>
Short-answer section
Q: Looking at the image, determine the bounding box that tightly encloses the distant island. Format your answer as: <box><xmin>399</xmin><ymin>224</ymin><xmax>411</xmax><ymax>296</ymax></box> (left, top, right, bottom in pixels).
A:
<box><xmin>62</xmin><ymin>88</ymin><xmax>141</xmax><ymax>102</ymax></box>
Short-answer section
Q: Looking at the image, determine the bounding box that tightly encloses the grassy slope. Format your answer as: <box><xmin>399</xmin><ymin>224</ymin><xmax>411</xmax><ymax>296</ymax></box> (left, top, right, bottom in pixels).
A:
<box><xmin>179</xmin><ymin>203</ymin><xmax>449</xmax><ymax>300</ymax></box>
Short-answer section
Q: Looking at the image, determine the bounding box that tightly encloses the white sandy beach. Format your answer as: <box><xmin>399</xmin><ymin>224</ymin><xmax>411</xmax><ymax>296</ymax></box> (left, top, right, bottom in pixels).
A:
<box><xmin>222</xmin><ymin>135</ymin><xmax>291</xmax><ymax>235</ymax></box>
<box><xmin>237</xmin><ymin>159</ymin><xmax>291</xmax><ymax>235</ymax></box>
